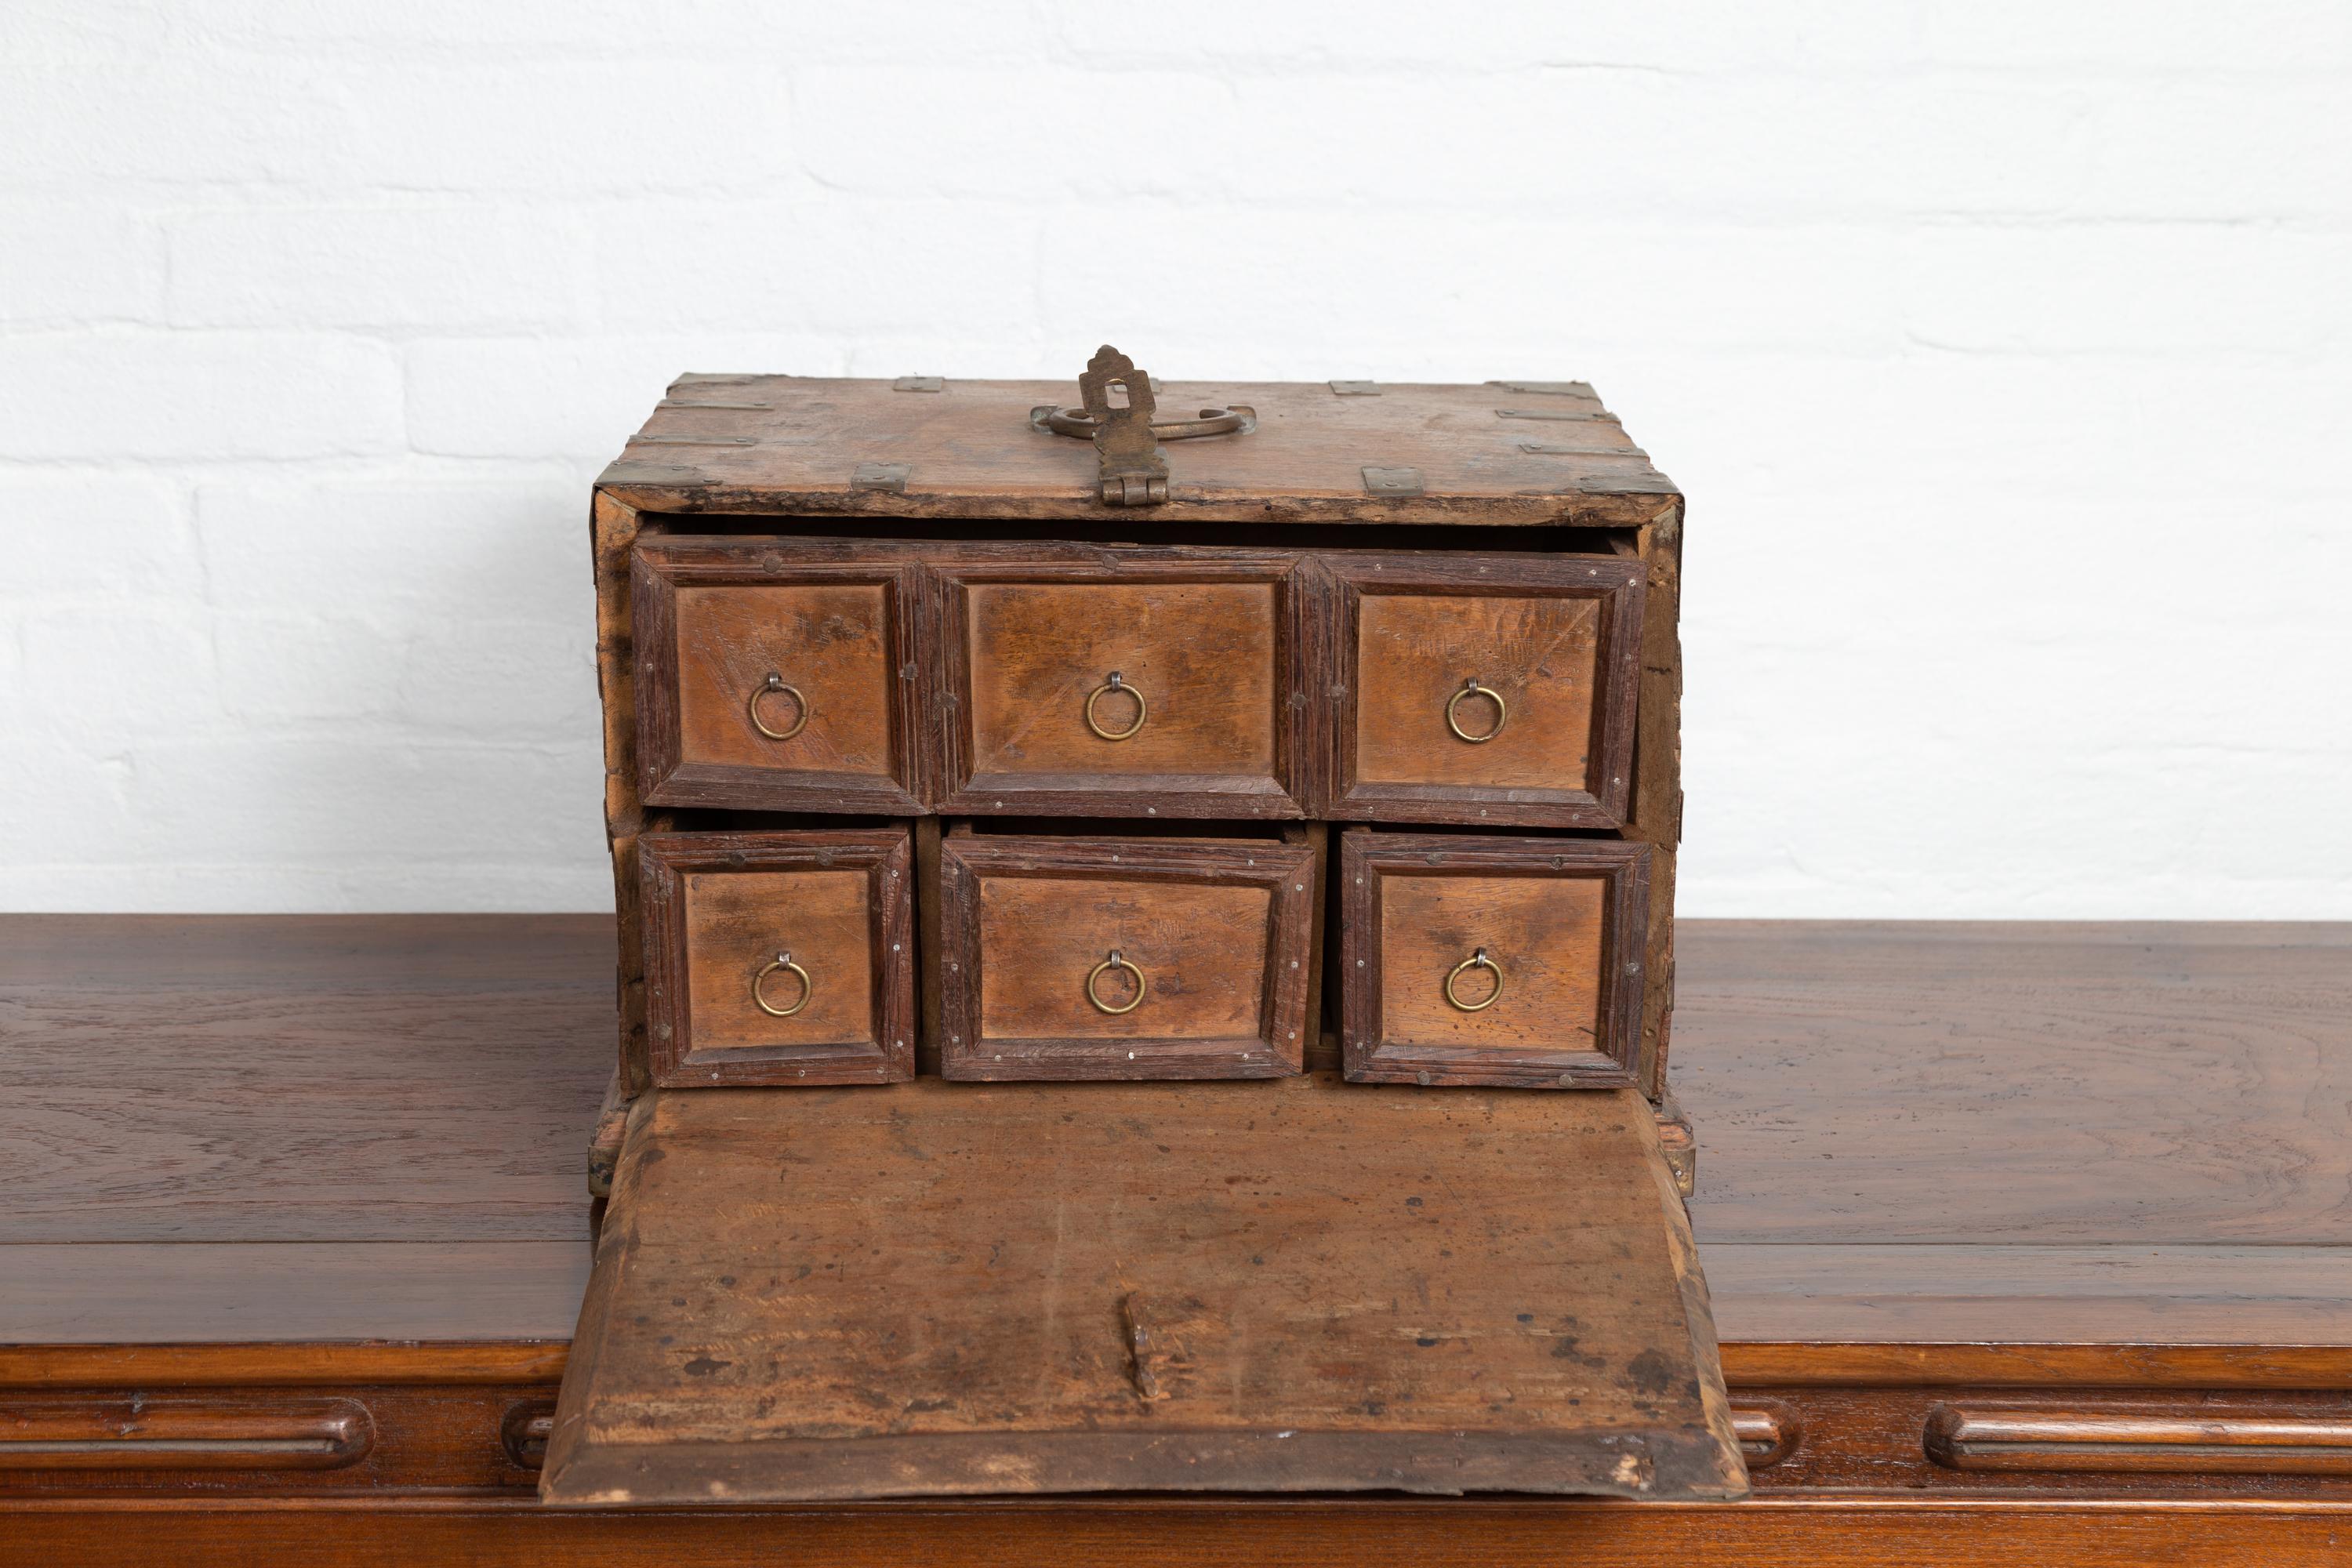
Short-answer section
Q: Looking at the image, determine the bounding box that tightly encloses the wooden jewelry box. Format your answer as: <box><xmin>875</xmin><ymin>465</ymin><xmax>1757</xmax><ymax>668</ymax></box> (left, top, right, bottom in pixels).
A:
<box><xmin>546</xmin><ymin>349</ymin><xmax>1740</xmax><ymax>1505</ymax></box>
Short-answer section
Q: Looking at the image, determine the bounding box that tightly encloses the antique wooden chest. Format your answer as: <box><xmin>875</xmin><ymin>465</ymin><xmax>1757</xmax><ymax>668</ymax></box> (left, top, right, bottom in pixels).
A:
<box><xmin>549</xmin><ymin>349</ymin><xmax>1737</xmax><ymax>1505</ymax></box>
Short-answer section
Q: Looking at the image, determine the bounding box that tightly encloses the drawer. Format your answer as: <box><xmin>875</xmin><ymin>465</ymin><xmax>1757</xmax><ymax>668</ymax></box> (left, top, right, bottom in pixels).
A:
<box><xmin>936</xmin><ymin>829</ymin><xmax>1320</xmax><ymax>1080</ymax></box>
<box><xmin>632</xmin><ymin>540</ymin><xmax>926</xmax><ymax>814</ymax></box>
<box><xmin>931</xmin><ymin>552</ymin><xmax>1307</xmax><ymax>818</ymax></box>
<box><xmin>1319</xmin><ymin>553</ymin><xmax>1644</xmax><ymax>827</ymax></box>
<box><xmin>640</xmin><ymin>829</ymin><xmax>916</xmax><ymax>1087</ymax></box>
<box><xmin>1339</xmin><ymin>829</ymin><xmax>1648</xmax><ymax>1087</ymax></box>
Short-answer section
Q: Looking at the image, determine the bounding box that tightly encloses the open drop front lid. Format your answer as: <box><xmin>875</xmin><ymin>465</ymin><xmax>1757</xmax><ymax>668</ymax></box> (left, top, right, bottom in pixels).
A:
<box><xmin>542</xmin><ymin>1074</ymin><xmax>1746</xmax><ymax>1504</ymax></box>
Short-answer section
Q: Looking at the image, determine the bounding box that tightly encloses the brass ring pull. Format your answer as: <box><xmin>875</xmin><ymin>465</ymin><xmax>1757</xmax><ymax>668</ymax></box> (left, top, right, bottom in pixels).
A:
<box><xmin>1034</xmin><ymin>405</ymin><xmax>1254</xmax><ymax>441</ymax></box>
<box><xmin>1443</xmin><ymin>947</ymin><xmax>1504</xmax><ymax>1013</ymax></box>
<box><xmin>748</xmin><ymin>673</ymin><xmax>808</xmax><ymax>742</ymax></box>
<box><xmin>1083</xmin><ymin>671</ymin><xmax>1149</xmax><ymax>742</ymax></box>
<box><xmin>752</xmin><ymin>951</ymin><xmax>812</xmax><ymax>1018</ymax></box>
<box><xmin>1446</xmin><ymin>677</ymin><xmax>1508</xmax><ymax>744</ymax></box>
<box><xmin>1086</xmin><ymin>949</ymin><xmax>1147</xmax><ymax>1015</ymax></box>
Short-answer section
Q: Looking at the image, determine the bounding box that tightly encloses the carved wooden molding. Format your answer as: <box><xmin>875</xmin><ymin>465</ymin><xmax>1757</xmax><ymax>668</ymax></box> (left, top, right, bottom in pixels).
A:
<box><xmin>1928</xmin><ymin>1405</ymin><xmax>2352</xmax><ymax>1475</ymax></box>
<box><xmin>0</xmin><ymin>1396</ymin><xmax>372</xmax><ymax>1471</ymax></box>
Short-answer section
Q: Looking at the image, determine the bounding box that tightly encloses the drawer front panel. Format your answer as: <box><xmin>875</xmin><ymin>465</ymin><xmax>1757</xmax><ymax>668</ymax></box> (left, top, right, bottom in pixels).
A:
<box><xmin>672</xmin><ymin>584</ymin><xmax>895</xmax><ymax>776</ymax></box>
<box><xmin>938</xmin><ymin>833</ymin><xmax>1318</xmax><ymax>1080</ymax></box>
<box><xmin>1376</xmin><ymin>872</ymin><xmax>1605</xmax><ymax>1051</ymax></box>
<box><xmin>641</xmin><ymin>829</ymin><xmax>916</xmax><ymax>1087</ymax></box>
<box><xmin>680</xmin><ymin>869</ymin><xmax>875</xmax><ymax>1051</ymax></box>
<box><xmin>978</xmin><ymin>877</ymin><xmax>1272</xmax><ymax>1043</ymax></box>
<box><xmin>935</xmin><ymin>555</ymin><xmax>1306</xmax><ymax>818</ymax></box>
<box><xmin>1341</xmin><ymin>830</ymin><xmax>1647</xmax><ymax>1088</ymax></box>
<box><xmin>633</xmin><ymin>542</ymin><xmax>926</xmax><ymax>815</ymax></box>
<box><xmin>1322</xmin><ymin>554</ymin><xmax>1644</xmax><ymax>828</ymax></box>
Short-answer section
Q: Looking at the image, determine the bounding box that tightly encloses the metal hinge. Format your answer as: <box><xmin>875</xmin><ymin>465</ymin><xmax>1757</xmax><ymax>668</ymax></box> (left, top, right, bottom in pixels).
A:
<box><xmin>1497</xmin><ymin>407</ymin><xmax>1621</xmax><ymax>424</ymax></box>
<box><xmin>1032</xmin><ymin>346</ymin><xmax>1252</xmax><ymax>507</ymax></box>
<box><xmin>1519</xmin><ymin>441</ymin><xmax>1650</xmax><ymax>458</ymax></box>
<box><xmin>1488</xmin><ymin>379</ymin><xmax>1597</xmax><ymax>398</ymax></box>
<box><xmin>1079</xmin><ymin>346</ymin><xmax>1167</xmax><ymax>506</ymax></box>
<box><xmin>1361</xmin><ymin>466</ymin><xmax>1424</xmax><ymax>497</ymax></box>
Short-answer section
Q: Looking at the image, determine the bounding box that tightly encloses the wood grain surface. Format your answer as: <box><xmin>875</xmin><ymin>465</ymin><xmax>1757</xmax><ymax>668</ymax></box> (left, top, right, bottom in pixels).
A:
<box><xmin>597</xmin><ymin>375</ymin><xmax>1682</xmax><ymax>530</ymax></box>
<box><xmin>964</xmin><ymin>580</ymin><xmax>1276</xmax><ymax>776</ymax></box>
<box><xmin>641</xmin><ymin>831</ymin><xmax>915</xmax><ymax>1087</ymax></box>
<box><xmin>670</xmin><ymin>583</ymin><xmax>896</xmax><ymax>777</ymax></box>
<box><xmin>679</xmin><ymin>869</ymin><xmax>875</xmax><ymax>1050</ymax></box>
<box><xmin>8</xmin><ymin>1499</ymin><xmax>2352</xmax><ymax>1568</ymax></box>
<box><xmin>1377</xmin><ymin>874</ymin><xmax>1605</xmax><ymax>1046</ymax></box>
<box><xmin>1356</xmin><ymin>592</ymin><xmax>1599</xmax><ymax>786</ymax></box>
<box><xmin>977</xmin><ymin>879</ymin><xmax>1270</xmax><ymax>1039</ymax></box>
<box><xmin>1341</xmin><ymin>832</ymin><xmax>1648</xmax><ymax>1087</ymax></box>
<box><xmin>629</xmin><ymin>541</ymin><xmax>927</xmax><ymax>816</ymax></box>
<box><xmin>1672</xmin><ymin>920</ymin><xmax>2352</xmax><ymax>1245</ymax></box>
<box><xmin>938</xmin><ymin>833</ymin><xmax>1316</xmax><ymax>1079</ymax></box>
<box><xmin>931</xmin><ymin>552</ymin><xmax>1306</xmax><ymax>818</ymax></box>
<box><xmin>0</xmin><ymin>915</ymin><xmax>612</xmax><ymax>1245</ymax></box>
<box><xmin>542</xmin><ymin>1078</ymin><xmax>1743</xmax><ymax>1504</ymax></box>
<box><xmin>1325</xmin><ymin>550</ymin><xmax>1645</xmax><ymax>828</ymax></box>
<box><xmin>5</xmin><ymin>916</ymin><xmax>2348</xmax><ymax>1352</ymax></box>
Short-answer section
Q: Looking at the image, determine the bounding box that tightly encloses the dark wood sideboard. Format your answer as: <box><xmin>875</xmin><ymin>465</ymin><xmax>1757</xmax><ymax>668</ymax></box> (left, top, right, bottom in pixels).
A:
<box><xmin>4</xmin><ymin>915</ymin><xmax>2347</xmax><ymax>1565</ymax></box>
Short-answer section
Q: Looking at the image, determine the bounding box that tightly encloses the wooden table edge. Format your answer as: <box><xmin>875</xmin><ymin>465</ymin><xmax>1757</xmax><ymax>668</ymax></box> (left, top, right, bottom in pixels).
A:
<box><xmin>6</xmin><ymin>1339</ymin><xmax>2347</xmax><ymax>1391</ymax></box>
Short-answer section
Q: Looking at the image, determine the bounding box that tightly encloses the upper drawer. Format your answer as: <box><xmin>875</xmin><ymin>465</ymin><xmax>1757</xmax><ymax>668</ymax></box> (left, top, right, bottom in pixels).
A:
<box><xmin>640</xmin><ymin>827</ymin><xmax>916</xmax><ymax>1087</ymax></box>
<box><xmin>932</xmin><ymin>552</ymin><xmax>1308</xmax><ymax>819</ymax></box>
<box><xmin>632</xmin><ymin>541</ymin><xmax>926</xmax><ymax>814</ymax></box>
<box><xmin>1340</xmin><ymin>829</ymin><xmax>1648</xmax><ymax>1089</ymax></box>
<box><xmin>1319</xmin><ymin>553</ymin><xmax>1645</xmax><ymax>828</ymax></box>
<box><xmin>936</xmin><ymin>829</ymin><xmax>1319</xmax><ymax>1080</ymax></box>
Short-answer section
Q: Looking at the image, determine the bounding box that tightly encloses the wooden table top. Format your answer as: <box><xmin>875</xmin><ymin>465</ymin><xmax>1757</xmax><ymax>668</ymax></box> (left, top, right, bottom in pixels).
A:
<box><xmin>5</xmin><ymin>915</ymin><xmax>2348</xmax><ymax>1368</ymax></box>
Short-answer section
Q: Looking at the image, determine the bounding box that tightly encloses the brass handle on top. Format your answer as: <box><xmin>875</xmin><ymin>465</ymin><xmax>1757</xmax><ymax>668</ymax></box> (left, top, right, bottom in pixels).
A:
<box><xmin>753</xmin><ymin>951</ymin><xmax>813</xmax><ymax>1018</ymax></box>
<box><xmin>1446</xmin><ymin>677</ymin><xmax>1508</xmax><ymax>743</ymax></box>
<box><xmin>1084</xmin><ymin>671</ymin><xmax>1149</xmax><ymax>742</ymax></box>
<box><xmin>748</xmin><ymin>673</ymin><xmax>808</xmax><ymax>741</ymax></box>
<box><xmin>1034</xmin><ymin>405</ymin><xmax>1253</xmax><ymax>441</ymax></box>
<box><xmin>1033</xmin><ymin>345</ymin><xmax>1255</xmax><ymax>508</ymax></box>
<box><xmin>1444</xmin><ymin>948</ymin><xmax>1504</xmax><ymax>1013</ymax></box>
<box><xmin>1086</xmin><ymin>949</ymin><xmax>1148</xmax><ymax>1016</ymax></box>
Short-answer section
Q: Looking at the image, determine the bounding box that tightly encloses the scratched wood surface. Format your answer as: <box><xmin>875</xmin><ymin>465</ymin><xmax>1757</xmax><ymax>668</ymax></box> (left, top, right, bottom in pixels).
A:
<box><xmin>630</xmin><ymin>540</ymin><xmax>927</xmax><ymax>817</ymax></box>
<box><xmin>931</xmin><ymin>551</ymin><xmax>1308</xmax><ymax>818</ymax></box>
<box><xmin>679</xmin><ymin>869</ymin><xmax>874</xmax><ymax>1051</ymax></box>
<box><xmin>1324</xmin><ymin>550</ymin><xmax>1645</xmax><ymax>829</ymax></box>
<box><xmin>963</xmin><ymin>580</ymin><xmax>1278</xmax><ymax>778</ymax></box>
<box><xmin>601</xmin><ymin>376</ymin><xmax>1679</xmax><ymax>528</ymax></box>
<box><xmin>670</xmin><ymin>584</ymin><xmax>895</xmax><ymax>779</ymax></box>
<box><xmin>541</xmin><ymin>1076</ymin><xmax>1744</xmax><ymax>1504</ymax></box>
<box><xmin>1341</xmin><ymin>833</ymin><xmax>1649</xmax><ymax>1088</ymax></box>
<box><xmin>938</xmin><ymin>833</ymin><xmax>1317</xmax><ymax>1080</ymax></box>
<box><xmin>975</xmin><ymin>881</ymin><xmax>1269</xmax><ymax>1039</ymax></box>
<box><xmin>1356</xmin><ymin>593</ymin><xmax>1599</xmax><ymax>786</ymax></box>
<box><xmin>640</xmin><ymin>832</ymin><xmax>916</xmax><ymax>1087</ymax></box>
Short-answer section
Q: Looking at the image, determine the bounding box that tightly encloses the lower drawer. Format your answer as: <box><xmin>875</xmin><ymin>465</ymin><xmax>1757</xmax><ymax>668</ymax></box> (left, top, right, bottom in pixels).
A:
<box><xmin>1339</xmin><ymin>829</ymin><xmax>1649</xmax><ymax>1088</ymax></box>
<box><xmin>936</xmin><ymin>827</ymin><xmax>1320</xmax><ymax>1080</ymax></box>
<box><xmin>640</xmin><ymin>828</ymin><xmax>917</xmax><ymax>1087</ymax></box>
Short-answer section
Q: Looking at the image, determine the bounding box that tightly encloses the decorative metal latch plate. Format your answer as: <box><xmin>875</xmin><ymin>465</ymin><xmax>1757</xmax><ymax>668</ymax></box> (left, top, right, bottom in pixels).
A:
<box><xmin>1032</xmin><ymin>345</ymin><xmax>1254</xmax><ymax>507</ymax></box>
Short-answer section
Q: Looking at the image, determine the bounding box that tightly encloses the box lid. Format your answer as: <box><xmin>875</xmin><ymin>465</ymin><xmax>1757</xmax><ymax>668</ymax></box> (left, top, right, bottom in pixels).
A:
<box><xmin>542</xmin><ymin>1074</ymin><xmax>1746</xmax><ymax>1504</ymax></box>
<box><xmin>597</xmin><ymin>364</ymin><xmax>1678</xmax><ymax>528</ymax></box>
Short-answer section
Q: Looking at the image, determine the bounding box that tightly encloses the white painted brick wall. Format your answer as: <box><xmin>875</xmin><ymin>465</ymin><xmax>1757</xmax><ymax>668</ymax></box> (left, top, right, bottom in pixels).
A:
<box><xmin>3</xmin><ymin>0</ymin><xmax>2347</xmax><ymax>916</ymax></box>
